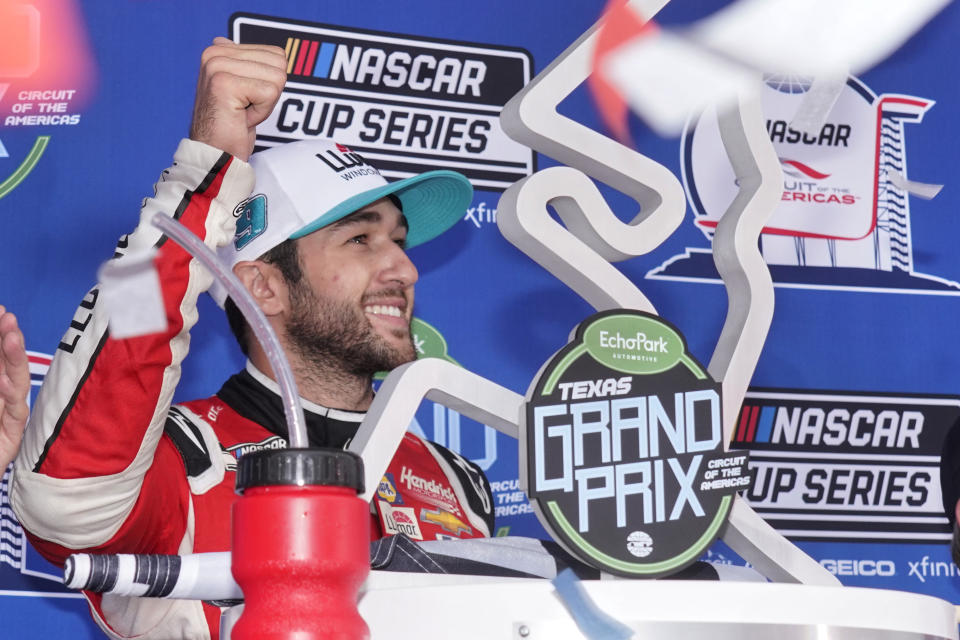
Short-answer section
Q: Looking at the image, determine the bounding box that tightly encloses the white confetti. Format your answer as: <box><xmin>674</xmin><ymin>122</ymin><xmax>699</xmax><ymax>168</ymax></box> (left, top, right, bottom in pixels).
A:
<box><xmin>789</xmin><ymin>73</ymin><xmax>847</xmax><ymax>137</ymax></box>
<box><xmin>887</xmin><ymin>171</ymin><xmax>943</xmax><ymax>200</ymax></box>
<box><xmin>97</xmin><ymin>249</ymin><xmax>167</xmax><ymax>339</ymax></box>
<box><xmin>600</xmin><ymin>0</ymin><xmax>948</xmax><ymax>136</ymax></box>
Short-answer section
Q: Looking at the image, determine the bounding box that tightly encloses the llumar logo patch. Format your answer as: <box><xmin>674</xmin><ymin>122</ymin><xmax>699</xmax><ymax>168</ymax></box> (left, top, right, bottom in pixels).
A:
<box><xmin>522</xmin><ymin>310</ymin><xmax>749</xmax><ymax>578</ymax></box>
<box><xmin>232</xmin><ymin>13</ymin><xmax>534</xmax><ymax>192</ymax></box>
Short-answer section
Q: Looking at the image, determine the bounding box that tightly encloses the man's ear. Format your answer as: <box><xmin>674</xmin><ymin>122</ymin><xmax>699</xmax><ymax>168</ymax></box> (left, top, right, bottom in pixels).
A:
<box><xmin>232</xmin><ymin>260</ymin><xmax>289</xmax><ymax>317</ymax></box>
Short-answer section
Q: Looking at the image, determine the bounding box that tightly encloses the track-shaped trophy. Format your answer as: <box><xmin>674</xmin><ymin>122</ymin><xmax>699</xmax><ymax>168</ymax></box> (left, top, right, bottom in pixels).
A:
<box><xmin>62</xmin><ymin>1</ymin><xmax>959</xmax><ymax>638</ymax></box>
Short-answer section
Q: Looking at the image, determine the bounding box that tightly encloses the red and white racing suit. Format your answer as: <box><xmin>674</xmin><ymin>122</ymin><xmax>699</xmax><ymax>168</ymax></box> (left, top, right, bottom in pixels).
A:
<box><xmin>10</xmin><ymin>139</ymin><xmax>493</xmax><ymax>640</ymax></box>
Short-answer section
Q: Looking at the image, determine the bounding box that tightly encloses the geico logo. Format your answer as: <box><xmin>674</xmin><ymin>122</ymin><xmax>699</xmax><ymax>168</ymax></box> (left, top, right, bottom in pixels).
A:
<box><xmin>770</xmin><ymin>407</ymin><xmax>922</xmax><ymax>448</ymax></box>
<box><xmin>329</xmin><ymin>46</ymin><xmax>487</xmax><ymax>96</ymax></box>
<box><xmin>766</xmin><ymin>119</ymin><xmax>852</xmax><ymax>147</ymax></box>
<box><xmin>820</xmin><ymin>559</ymin><xmax>895</xmax><ymax>577</ymax></box>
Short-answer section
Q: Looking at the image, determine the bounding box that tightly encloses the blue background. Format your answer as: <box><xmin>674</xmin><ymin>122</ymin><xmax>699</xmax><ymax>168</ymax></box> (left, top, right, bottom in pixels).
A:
<box><xmin>2</xmin><ymin>0</ymin><xmax>960</xmax><ymax>637</ymax></box>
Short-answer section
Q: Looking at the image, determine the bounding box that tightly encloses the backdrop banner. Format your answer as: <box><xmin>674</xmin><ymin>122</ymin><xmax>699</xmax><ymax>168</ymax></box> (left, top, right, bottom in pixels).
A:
<box><xmin>1</xmin><ymin>1</ymin><xmax>959</xmax><ymax>637</ymax></box>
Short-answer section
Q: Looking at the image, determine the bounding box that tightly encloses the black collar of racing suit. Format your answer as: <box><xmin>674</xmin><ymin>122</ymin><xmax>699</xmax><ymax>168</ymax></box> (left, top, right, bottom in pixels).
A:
<box><xmin>216</xmin><ymin>368</ymin><xmax>365</xmax><ymax>449</ymax></box>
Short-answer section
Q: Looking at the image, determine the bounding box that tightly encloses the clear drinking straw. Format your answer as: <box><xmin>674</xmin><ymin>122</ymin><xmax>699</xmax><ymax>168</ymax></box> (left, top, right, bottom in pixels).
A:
<box><xmin>151</xmin><ymin>213</ymin><xmax>309</xmax><ymax>448</ymax></box>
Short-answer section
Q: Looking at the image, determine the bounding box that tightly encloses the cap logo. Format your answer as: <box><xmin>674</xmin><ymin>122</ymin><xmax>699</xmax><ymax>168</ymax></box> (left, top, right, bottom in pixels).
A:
<box><xmin>233</xmin><ymin>194</ymin><xmax>267</xmax><ymax>250</ymax></box>
<box><xmin>316</xmin><ymin>146</ymin><xmax>375</xmax><ymax>176</ymax></box>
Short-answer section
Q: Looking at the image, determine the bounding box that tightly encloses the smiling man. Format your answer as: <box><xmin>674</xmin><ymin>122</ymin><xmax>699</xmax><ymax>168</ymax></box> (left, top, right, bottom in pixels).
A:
<box><xmin>11</xmin><ymin>38</ymin><xmax>490</xmax><ymax>640</ymax></box>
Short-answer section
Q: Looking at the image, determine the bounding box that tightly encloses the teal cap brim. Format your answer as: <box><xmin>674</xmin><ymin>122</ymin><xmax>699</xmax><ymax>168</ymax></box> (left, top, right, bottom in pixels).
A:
<box><xmin>289</xmin><ymin>170</ymin><xmax>473</xmax><ymax>248</ymax></box>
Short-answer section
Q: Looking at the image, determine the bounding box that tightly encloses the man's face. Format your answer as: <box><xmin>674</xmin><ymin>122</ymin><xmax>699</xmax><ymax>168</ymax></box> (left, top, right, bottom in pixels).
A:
<box><xmin>283</xmin><ymin>197</ymin><xmax>419</xmax><ymax>376</ymax></box>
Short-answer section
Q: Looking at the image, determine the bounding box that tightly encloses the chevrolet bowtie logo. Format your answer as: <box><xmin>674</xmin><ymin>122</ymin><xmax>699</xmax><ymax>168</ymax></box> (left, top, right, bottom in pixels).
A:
<box><xmin>421</xmin><ymin>508</ymin><xmax>472</xmax><ymax>536</ymax></box>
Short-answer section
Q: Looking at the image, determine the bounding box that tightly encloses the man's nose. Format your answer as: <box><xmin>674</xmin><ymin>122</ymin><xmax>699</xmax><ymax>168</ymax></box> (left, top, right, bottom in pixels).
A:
<box><xmin>380</xmin><ymin>242</ymin><xmax>419</xmax><ymax>288</ymax></box>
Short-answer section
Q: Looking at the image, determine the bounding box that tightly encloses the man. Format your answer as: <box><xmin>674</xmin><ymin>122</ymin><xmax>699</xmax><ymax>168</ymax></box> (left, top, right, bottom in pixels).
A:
<box><xmin>0</xmin><ymin>307</ymin><xmax>29</xmax><ymax>470</ymax></box>
<box><xmin>11</xmin><ymin>38</ymin><xmax>491</xmax><ymax>640</ymax></box>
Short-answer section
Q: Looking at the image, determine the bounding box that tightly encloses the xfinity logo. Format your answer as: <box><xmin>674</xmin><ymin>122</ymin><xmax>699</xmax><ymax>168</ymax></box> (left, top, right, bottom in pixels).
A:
<box><xmin>908</xmin><ymin>555</ymin><xmax>960</xmax><ymax>582</ymax></box>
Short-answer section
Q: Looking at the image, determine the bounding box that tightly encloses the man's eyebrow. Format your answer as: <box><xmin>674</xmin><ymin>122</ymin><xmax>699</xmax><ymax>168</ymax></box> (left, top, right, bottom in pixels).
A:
<box><xmin>329</xmin><ymin>209</ymin><xmax>409</xmax><ymax>231</ymax></box>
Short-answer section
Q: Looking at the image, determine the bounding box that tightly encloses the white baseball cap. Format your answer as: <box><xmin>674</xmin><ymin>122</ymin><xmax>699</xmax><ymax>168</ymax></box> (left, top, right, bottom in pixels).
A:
<box><xmin>210</xmin><ymin>140</ymin><xmax>473</xmax><ymax>306</ymax></box>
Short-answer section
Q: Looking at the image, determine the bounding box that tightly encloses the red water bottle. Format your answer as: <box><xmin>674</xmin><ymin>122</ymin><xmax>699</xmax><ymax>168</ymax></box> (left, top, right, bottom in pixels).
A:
<box><xmin>231</xmin><ymin>448</ymin><xmax>369</xmax><ymax>639</ymax></box>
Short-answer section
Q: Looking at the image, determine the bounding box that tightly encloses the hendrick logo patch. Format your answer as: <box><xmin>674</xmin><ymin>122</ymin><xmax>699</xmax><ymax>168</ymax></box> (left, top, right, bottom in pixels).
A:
<box><xmin>521</xmin><ymin>310</ymin><xmax>749</xmax><ymax>578</ymax></box>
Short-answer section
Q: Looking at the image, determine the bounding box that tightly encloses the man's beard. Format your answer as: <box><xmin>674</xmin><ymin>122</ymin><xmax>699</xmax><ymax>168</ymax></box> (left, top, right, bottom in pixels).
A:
<box><xmin>284</xmin><ymin>281</ymin><xmax>415</xmax><ymax>378</ymax></box>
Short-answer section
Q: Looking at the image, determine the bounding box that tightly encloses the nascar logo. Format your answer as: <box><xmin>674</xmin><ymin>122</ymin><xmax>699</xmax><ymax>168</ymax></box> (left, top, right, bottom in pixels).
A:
<box><xmin>732</xmin><ymin>389</ymin><xmax>959</xmax><ymax>542</ymax></box>
<box><xmin>232</xmin><ymin>14</ymin><xmax>534</xmax><ymax>191</ymax></box>
<box><xmin>281</xmin><ymin>36</ymin><xmax>487</xmax><ymax>97</ymax></box>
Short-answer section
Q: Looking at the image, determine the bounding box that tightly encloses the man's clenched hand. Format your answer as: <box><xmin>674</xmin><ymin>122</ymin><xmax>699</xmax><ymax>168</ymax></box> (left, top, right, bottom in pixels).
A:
<box><xmin>189</xmin><ymin>37</ymin><xmax>287</xmax><ymax>161</ymax></box>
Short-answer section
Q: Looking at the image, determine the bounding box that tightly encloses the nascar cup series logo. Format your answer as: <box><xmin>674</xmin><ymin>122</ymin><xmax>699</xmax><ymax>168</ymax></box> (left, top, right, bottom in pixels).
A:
<box><xmin>521</xmin><ymin>310</ymin><xmax>749</xmax><ymax>577</ymax></box>
<box><xmin>231</xmin><ymin>13</ymin><xmax>534</xmax><ymax>191</ymax></box>
<box><xmin>650</xmin><ymin>76</ymin><xmax>955</xmax><ymax>294</ymax></box>
<box><xmin>732</xmin><ymin>389</ymin><xmax>960</xmax><ymax>543</ymax></box>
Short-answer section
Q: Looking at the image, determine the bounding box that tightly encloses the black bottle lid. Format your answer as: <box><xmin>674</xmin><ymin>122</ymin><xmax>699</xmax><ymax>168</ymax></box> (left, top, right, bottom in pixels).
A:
<box><xmin>235</xmin><ymin>447</ymin><xmax>364</xmax><ymax>494</ymax></box>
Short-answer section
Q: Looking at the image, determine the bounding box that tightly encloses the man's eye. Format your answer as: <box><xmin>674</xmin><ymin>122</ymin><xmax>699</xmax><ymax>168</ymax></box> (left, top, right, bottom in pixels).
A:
<box><xmin>349</xmin><ymin>234</ymin><xmax>367</xmax><ymax>244</ymax></box>
<box><xmin>394</xmin><ymin>238</ymin><xmax>407</xmax><ymax>249</ymax></box>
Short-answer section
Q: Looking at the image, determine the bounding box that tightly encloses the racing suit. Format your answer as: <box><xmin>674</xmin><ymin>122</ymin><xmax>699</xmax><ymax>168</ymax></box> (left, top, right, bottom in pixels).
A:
<box><xmin>10</xmin><ymin>139</ymin><xmax>493</xmax><ymax>640</ymax></box>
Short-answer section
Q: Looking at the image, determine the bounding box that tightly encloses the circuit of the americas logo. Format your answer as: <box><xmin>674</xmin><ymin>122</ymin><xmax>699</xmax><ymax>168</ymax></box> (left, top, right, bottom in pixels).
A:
<box><xmin>733</xmin><ymin>388</ymin><xmax>959</xmax><ymax>543</ymax></box>
<box><xmin>649</xmin><ymin>75</ymin><xmax>957</xmax><ymax>295</ymax></box>
<box><xmin>1</xmin><ymin>351</ymin><xmax>78</xmax><ymax>597</ymax></box>
<box><xmin>521</xmin><ymin>310</ymin><xmax>749</xmax><ymax>578</ymax></box>
<box><xmin>231</xmin><ymin>13</ymin><xmax>535</xmax><ymax>192</ymax></box>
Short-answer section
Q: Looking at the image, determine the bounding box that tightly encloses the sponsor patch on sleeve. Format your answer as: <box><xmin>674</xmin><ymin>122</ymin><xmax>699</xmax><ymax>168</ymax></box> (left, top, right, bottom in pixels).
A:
<box><xmin>379</xmin><ymin>502</ymin><xmax>424</xmax><ymax>540</ymax></box>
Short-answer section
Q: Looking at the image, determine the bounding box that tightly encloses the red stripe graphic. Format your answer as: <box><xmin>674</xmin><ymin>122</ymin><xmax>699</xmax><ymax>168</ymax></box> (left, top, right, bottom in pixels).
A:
<box><xmin>780</xmin><ymin>159</ymin><xmax>831</xmax><ymax>180</ymax></box>
<box><xmin>303</xmin><ymin>40</ymin><xmax>319</xmax><ymax>76</ymax></box>
<box><xmin>736</xmin><ymin>407</ymin><xmax>750</xmax><ymax>441</ymax></box>
<box><xmin>745</xmin><ymin>405</ymin><xmax>760</xmax><ymax>442</ymax></box>
<box><xmin>293</xmin><ymin>39</ymin><xmax>311</xmax><ymax>75</ymax></box>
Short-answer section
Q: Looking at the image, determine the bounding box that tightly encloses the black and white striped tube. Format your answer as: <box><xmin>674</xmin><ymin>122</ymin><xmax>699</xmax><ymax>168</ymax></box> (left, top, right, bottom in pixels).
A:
<box><xmin>63</xmin><ymin>552</ymin><xmax>241</xmax><ymax>600</ymax></box>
